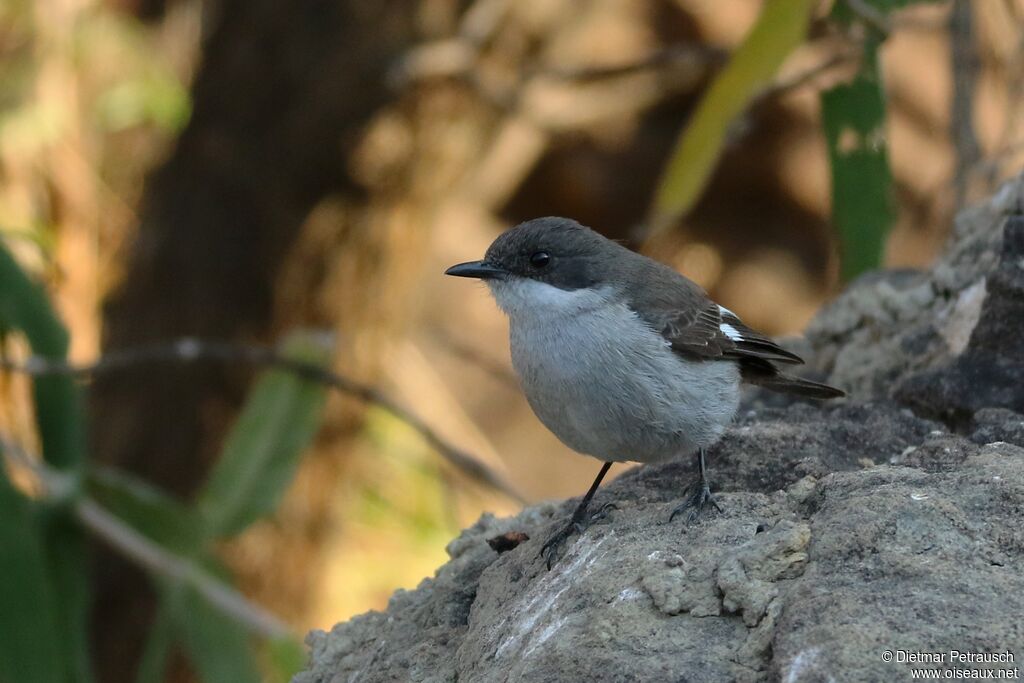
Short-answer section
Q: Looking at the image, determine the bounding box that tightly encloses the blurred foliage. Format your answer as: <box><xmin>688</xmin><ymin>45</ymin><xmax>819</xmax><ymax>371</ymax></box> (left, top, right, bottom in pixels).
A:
<box><xmin>822</xmin><ymin>41</ymin><xmax>894</xmax><ymax>282</ymax></box>
<box><xmin>649</xmin><ymin>0</ymin><xmax>814</xmax><ymax>237</ymax></box>
<box><xmin>821</xmin><ymin>0</ymin><xmax>944</xmax><ymax>281</ymax></box>
<box><xmin>0</xmin><ymin>0</ymin><xmax>190</xmax><ymax>303</ymax></box>
<box><xmin>652</xmin><ymin>0</ymin><xmax>945</xmax><ymax>280</ymax></box>
<box><xmin>0</xmin><ymin>242</ymin><xmax>84</xmax><ymax>469</ymax></box>
<box><xmin>0</xmin><ymin>239</ymin><xmax>329</xmax><ymax>682</ymax></box>
<box><xmin>95</xmin><ymin>73</ymin><xmax>191</xmax><ymax>133</ymax></box>
<box><xmin>0</xmin><ymin>471</ymin><xmax>65</xmax><ymax>683</ymax></box>
<box><xmin>0</xmin><ymin>239</ymin><xmax>90</xmax><ymax>683</ymax></box>
<box><xmin>198</xmin><ymin>336</ymin><xmax>329</xmax><ymax>539</ymax></box>
<box><xmin>0</xmin><ymin>0</ymin><xmax>1012</xmax><ymax>680</ymax></box>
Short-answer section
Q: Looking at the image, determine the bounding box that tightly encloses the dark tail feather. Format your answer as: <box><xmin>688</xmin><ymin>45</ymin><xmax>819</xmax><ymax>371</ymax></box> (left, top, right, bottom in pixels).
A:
<box><xmin>751</xmin><ymin>372</ymin><xmax>845</xmax><ymax>399</ymax></box>
<box><xmin>739</xmin><ymin>358</ymin><xmax>844</xmax><ymax>399</ymax></box>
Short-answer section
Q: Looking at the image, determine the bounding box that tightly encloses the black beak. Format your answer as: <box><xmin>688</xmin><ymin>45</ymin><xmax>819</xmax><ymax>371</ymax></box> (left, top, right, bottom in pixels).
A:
<box><xmin>444</xmin><ymin>260</ymin><xmax>508</xmax><ymax>280</ymax></box>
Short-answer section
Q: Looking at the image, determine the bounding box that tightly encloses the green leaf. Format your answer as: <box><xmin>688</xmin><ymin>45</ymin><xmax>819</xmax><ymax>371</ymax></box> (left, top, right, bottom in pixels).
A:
<box><xmin>0</xmin><ymin>240</ymin><xmax>85</xmax><ymax>471</ymax></box>
<box><xmin>197</xmin><ymin>332</ymin><xmax>329</xmax><ymax>538</ymax></box>
<box><xmin>831</xmin><ymin>0</ymin><xmax>946</xmax><ymax>24</ymax></box>
<box><xmin>95</xmin><ymin>74</ymin><xmax>192</xmax><ymax>133</ymax></box>
<box><xmin>36</xmin><ymin>508</ymin><xmax>95</xmax><ymax>683</ymax></box>
<box><xmin>88</xmin><ymin>467</ymin><xmax>294</xmax><ymax>682</ymax></box>
<box><xmin>87</xmin><ymin>466</ymin><xmax>204</xmax><ymax>555</ymax></box>
<box><xmin>648</xmin><ymin>0</ymin><xmax>815</xmax><ymax>236</ymax></box>
<box><xmin>133</xmin><ymin>601</ymin><xmax>175</xmax><ymax>683</ymax></box>
<box><xmin>264</xmin><ymin>637</ymin><xmax>307</xmax><ymax>683</ymax></box>
<box><xmin>173</xmin><ymin>587</ymin><xmax>262</xmax><ymax>683</ymax></box>
<box><xmin>0</xmin><ymin>469</ymin><xmax>65</xmax><ymax>683</ymax></box>
<box><xmin>821</xmin><ymin>40</ymin><xmax>894</xmax><ymax>281</ymax></box>
<box><xmin>0</xmin><ymin>242</ymin><xmax>92</xmax><ymax>681</ymax></box>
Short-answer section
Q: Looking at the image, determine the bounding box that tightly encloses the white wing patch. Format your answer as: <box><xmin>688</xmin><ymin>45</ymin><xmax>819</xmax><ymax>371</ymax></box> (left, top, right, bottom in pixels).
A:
<box><xmin>717</xmin><ymin>304</ymin><xmax>745</xmax><ymax>341</ymax></box>
<box><xmin>719</xmin><ymin>323</ymin><xmax>742</xmax><ymax>341</ymax></box>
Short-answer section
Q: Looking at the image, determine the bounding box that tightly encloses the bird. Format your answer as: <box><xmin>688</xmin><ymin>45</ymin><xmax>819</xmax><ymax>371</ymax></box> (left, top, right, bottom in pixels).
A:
<box><xmin>445</xmin><ymin>217</ymin><xmax>843</xmax><ymax>567</ymax></box>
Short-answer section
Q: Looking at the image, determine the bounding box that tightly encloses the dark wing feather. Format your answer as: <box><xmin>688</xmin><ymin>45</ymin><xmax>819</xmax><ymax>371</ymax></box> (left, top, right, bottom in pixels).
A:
<box><xmin>646</xmin><ymin>302</ymin><xmax>804</xmax><ymax>364</ymax></box>
<box><xmin>715</xmin><ymin>306</ymin><xmax>804</xmax><ymax>364</ymax></box>
<box><xmin>623</xmin><ymin>259</ymin><xmax>803</xmax><ymax>365</ymax></box>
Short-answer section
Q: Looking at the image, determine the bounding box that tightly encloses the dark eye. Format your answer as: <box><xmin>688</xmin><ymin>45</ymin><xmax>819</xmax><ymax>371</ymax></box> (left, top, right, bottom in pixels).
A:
<box><xmin>530</xmin><ymin>251</ymin><xmax>551</xmax><ymax>268</ymax></box>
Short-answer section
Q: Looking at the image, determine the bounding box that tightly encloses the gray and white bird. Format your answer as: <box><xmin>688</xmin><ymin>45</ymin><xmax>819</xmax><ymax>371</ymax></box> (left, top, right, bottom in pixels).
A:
<box><xmin>445</xmin><ymin>217</ymin><xmax>843</xmax><ymax>566</ymax></box>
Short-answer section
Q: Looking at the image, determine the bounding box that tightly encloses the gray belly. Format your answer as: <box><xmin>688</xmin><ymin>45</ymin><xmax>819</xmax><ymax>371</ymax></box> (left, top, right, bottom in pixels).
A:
<box><xmin>509</xmin><ymin>303</ymin><xmax>740</xmax><ymax>463</ymax></box>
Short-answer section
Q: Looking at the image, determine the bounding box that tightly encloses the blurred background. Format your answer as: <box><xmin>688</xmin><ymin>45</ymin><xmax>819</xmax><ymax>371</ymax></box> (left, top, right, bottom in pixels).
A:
<box><xmin>1</xmin><ymin>0</ymin><xmax>1023</xmax><ymax>681</ymax></box>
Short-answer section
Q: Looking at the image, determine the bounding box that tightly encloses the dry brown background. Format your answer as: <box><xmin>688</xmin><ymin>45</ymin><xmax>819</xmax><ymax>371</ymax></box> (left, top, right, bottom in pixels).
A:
<box><xmin>2</xmin><ymin>0</ymin><xmax>1023</xmax><ymax>680</ymax></box>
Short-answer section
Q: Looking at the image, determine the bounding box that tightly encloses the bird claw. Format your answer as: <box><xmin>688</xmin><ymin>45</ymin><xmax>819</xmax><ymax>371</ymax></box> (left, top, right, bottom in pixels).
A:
<box><xmin>669</xmin><ymin>482</ymin><xmax>721</xmax><ymax>524</ymax></box>
<box><xmin>590</xmin><ymin>501</ymin><xmax>617</xmax><ymax>523</ymax></box>
<box><xmin>539</xmin><ymin>503</ymin><xmax>617</xmax><ymax>569</ymax></box>
<box><xmin>539</xmin><ymin>523</ymin><xmax>576</xmax><ymax>570</ymax></box>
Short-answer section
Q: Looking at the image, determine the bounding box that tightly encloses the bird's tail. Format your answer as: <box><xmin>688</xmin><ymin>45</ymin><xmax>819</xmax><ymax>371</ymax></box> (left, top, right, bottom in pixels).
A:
<box><xmin>740</xmin><ymin>360</ymin><xmax>845</xmax><ymax>399</ymax></box>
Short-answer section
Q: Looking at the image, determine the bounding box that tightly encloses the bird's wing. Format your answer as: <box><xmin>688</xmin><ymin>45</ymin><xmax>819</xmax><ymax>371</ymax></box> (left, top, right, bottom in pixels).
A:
<box><xmin>626</xmin><ymin>265</ymin><xmax>804</xmax><ymax>365</ymax></box>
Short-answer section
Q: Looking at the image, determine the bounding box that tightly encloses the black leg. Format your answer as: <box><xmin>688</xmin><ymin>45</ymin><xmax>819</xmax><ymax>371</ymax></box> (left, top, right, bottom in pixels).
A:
<box><xmin>540</xmin><ymin>462</ymin><xmax>615</xmax><ymax>569</ymax></box>
<box><xmin>669</xmin><ymin>449</ymin><xmax>722</xmax><ymax>523</ymax></box>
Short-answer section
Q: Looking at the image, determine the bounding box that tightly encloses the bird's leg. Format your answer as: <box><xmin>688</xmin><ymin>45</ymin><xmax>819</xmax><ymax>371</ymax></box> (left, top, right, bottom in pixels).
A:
<box><xmin>540</xmin><ymin>461</ymin><xmax>615</xmax><ymax>569</ymax></box>
<box><xmin>670</xmin><ymin>449</ymin><xmax>722</xmax><ymax>523</ymax></box>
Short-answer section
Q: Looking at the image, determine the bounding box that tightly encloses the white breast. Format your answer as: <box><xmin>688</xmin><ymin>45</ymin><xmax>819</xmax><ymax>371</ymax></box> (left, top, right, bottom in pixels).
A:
<box><xmin>487</xmin><ymin>278</ymin><xmax>740</xmax><ymax>464</ymax></box>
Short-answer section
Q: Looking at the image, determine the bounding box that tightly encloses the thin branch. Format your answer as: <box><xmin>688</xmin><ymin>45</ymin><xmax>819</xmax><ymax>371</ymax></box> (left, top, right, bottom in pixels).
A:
<box><xmin>755</xmin><ymin>49</ymin><xmax>860</xmax><ymax>105</ymax></box>
<box><xmin>0</xmin><ymin>432</ymin><xmax>76</xmax><ymax>499</ymax></box>
<box><xmin>968</xmin><ymin>138</ymin><xmax>1024</xmax><ymax>183</ymax></box>
<box><xmin>0</xmin><ymin>338</ymin><xmax>524</xmax><ymax>503</ymax></box>
<box><xmin>845</xmin><ymin>0</ymin><xmax>892</xmax><ymax>35</ymax></box>
<box><xmin>430</xmin><ymin>328</ymin><xmax>518</xmax><ymax>388</ymax></box>
<box><xmin>0</xmin><ymin>434</ymin><xmax>291</xmax><ymax>639</ymax></box>
<box><xmin>950</xmin><ymin>0</ymin><xmax>980</xmax><ymax>210</ymax></box>
<box><xmin>539</xmin><ymin>44</ymin><xmax>727</xmax><ymax>82</ymax></box>
<box><xmin>76</xmin><ymin>499</ymin><xmax>290</xmax><ymax>638</ymax></box>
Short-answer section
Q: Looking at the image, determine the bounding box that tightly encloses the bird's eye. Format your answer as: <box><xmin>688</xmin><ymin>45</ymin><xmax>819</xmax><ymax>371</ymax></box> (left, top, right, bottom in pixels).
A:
<box><xmin>530</xmin><ymin>251</ymin><xmax>551</xmax><ymax>268</ymax></box>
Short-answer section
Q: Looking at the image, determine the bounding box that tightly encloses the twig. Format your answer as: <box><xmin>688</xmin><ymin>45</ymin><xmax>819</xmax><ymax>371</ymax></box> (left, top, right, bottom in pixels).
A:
<box><xmin>458</xmin><ymin>0</ymin><xmax>511</xmax><ymax>47</ymax></box>
<box><xmin>539</xmin><ymin>44</ymin><xmax>727</xmax><ymax>82</ymax></box>
<box><xmin>430</xmin><ymin>329</ymin><xmax>518</xmax><ymax>388</ymax></box>
<box><xmin>0</xmin><ymin>434</ymin><xmax>291</xmax><ymax>639</ymax></box>
<box><xmin>950</xmin><ymin>0</ymin><xmax>980</xmax><ymax>210</ymax></box>
<box><xmin>969</xmin><ymin>138</ymin><xmax>1024</xmax><ymax>182</ymax></box>
<box><xmin>77</xmin><ymin>499</ymin><xmax>290</xmax><ymax>638</ymax></box>
<box><xmin>392</xmin><ymin>38</ymin><xmax>723</xmax><ymax>92</ymax></box>
<box><xmin>754</xmin><ymin>49</ymin><xmax>860</xmax><ymax>105</ymax></box>
<box><xmin>845</xmin><ymin>0</ymin><xmax>892</xmax><ymax>35</ymax></box>
<box><xmin>0</xmin><ymin>338</ymin><xmax>525</xmax><ymax>503</ymax></box>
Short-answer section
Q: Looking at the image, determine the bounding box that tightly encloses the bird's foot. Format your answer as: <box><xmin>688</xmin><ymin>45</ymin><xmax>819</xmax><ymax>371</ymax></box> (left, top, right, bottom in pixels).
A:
<box><xmin>539</xmin><ymin>502</ymin><xmax>616</xmax><ymax>569</ymax></box>
<box><xmin>669</xmin><ymin>480</ymin><xmax>721</xmax><ymax>524</ymax></box>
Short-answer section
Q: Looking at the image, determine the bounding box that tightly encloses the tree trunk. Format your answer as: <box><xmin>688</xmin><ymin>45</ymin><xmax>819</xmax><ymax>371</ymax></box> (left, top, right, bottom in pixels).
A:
<box><xmin>88</xmin><ymin>2</ymin><xmax>418</xmax><ymax>680</ymax></box>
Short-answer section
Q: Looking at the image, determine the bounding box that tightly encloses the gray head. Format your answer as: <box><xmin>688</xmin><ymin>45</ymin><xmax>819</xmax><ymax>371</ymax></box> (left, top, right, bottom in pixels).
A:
<box><xmin>445</xmin><ymin>217</ymin><xmax>630</xmax><ymax>292</ymax></box>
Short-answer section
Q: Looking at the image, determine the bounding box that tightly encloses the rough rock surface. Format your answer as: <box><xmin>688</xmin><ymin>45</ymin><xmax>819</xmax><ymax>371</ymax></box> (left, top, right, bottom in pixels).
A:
<box><xmin>295</xmin><ymin>177</ymin><xmax>1024</xmax><ymax>683</ymax></box>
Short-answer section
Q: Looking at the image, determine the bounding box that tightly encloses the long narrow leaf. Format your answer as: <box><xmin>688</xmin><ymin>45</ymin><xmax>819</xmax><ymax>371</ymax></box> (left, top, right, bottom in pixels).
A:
<box><xmin>197</xmin><ymin>332</ymin><xmax>329</xmax><ymax>538</ymax></box>
<box><xmin>647</xmin><ymin>0</ymin><xmax>814</xmax><ymax>236</ymax></box>
<box><xmin>174</xmin><ymin>586</ymin><xmax>262</xmax><ymax>683</ymax></box>
<box><xmin>264</xmin><ymin>636</ymin><xmax>307</xmax><ymax>683</ymax></box>
<box><xmin>831</xmin><ymin>0</ymin><xmax>945</xmax><ymax>23</ymax></box>
<box><xmin>824</xmin><ymin>0</ymin><xmax>945</xmax><ymax>279</ymax></box>
<box><xmin>0</xmin><ymin>469</ymin><xmax>65</xmax><ymax>683</ymax></box>
<box><xmin>0</xmin><ymin>241</ymin><xmax>85</xmax><ymax>470</ymax></box>
<box><xmin>133</xmin><ymin>601</ymin><xmax>175</xmax><ymax>683</ymax></box>
<box><xmin>822</xmin><ymin>39</ymin><xmax>894</xmax><ymax>281</ymax></box>
<box><xmin>90</xmin><ymin>465</ymin><xmax>292</xmax><ymax>680</ymax></box>
<box><xmin>36</xmin><ymin>509</ymin><xmax>95</xmax><ymax>683</ymax></box>
<box><xmin>88</xmin><ymin>466</ymin><xmax>204</xmax><ymax>556</ymax></box>
<box><xmin>0</xmin><ymin>241</ymin><xmax>92</xmax><ymax>682</ymax></box>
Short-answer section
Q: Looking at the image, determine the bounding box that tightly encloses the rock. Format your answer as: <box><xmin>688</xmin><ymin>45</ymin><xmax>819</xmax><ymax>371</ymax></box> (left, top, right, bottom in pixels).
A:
<box><xmin>295</xmin><ymin>176</ymin><xmax>1024</xmax><ymax>683</ymax></box>
<box><xmin>970</xmin><ymin>408</ymin><xmax>1024</xmax><ymax>448</ymax></box>
<box><xmin>806</xmin><ymin>177</ymin><xmax>1024</xmax><ymax>426</ymax></box>
<box><xmin>298</xmin><ymin>443</ymin><xmax>1024</xmax><ymax>683</ymax></box>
